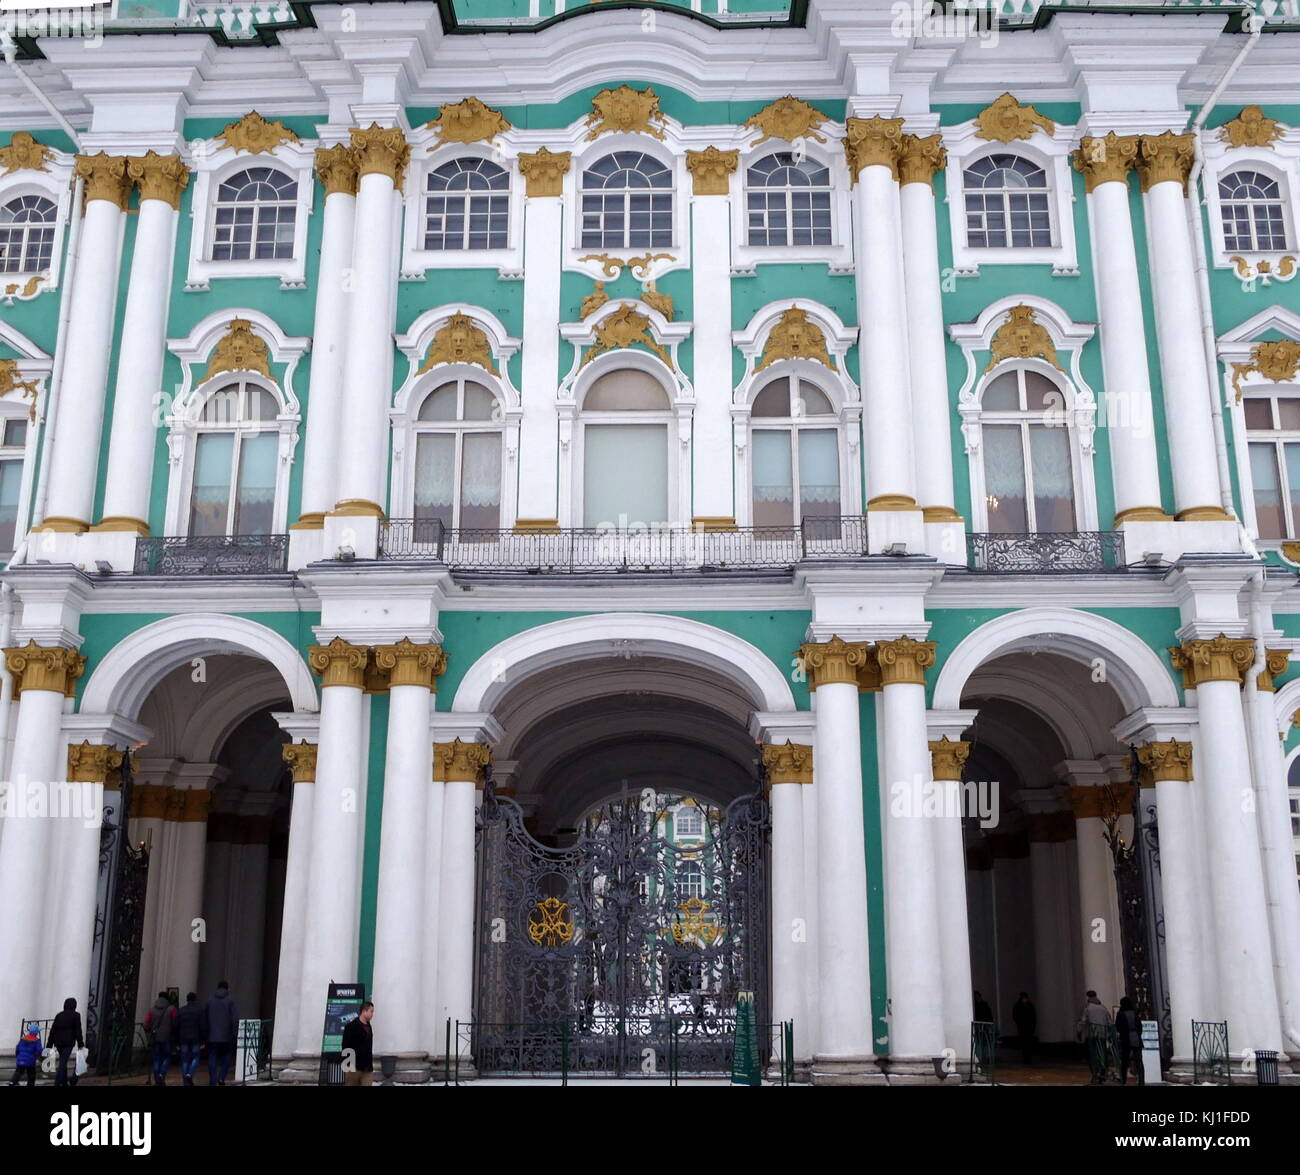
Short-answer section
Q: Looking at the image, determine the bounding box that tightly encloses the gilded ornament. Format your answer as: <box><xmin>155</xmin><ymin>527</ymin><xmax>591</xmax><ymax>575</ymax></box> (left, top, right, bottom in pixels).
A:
<box><xmin>433</xmin><ymin>738</ymin><xmax>492</xmax><ymax>784</ymax></box>
<box><xmin>427</xmin><ymin>97</ymin><xmax>512</xmax><ymax>150</ymax></box>
<box><xmin>640</xmin><ymin>282</ymin><xmax>674</xmax><ymax>322</ymax></box>
<box><xmin>843</xmin><ymin>116</ymin><xmax>905</xmax><ymax>182</ymax></box>
<box><xmin>579</xmin><ymin>253</ymin><xmax>626</xmax><ymax>278</ymax></box>
<box><xmin>282</xmin><ymin>740</ymin><xmax>318</xmax><ymax>783</ymax></box>
<box><xmin>580</xmin><ymin>305</ymin><xmax>673</xmax><ymax>369</ymax></box>
<box><xmin>350</xmin><ymin>123</ymin><xmax>411</xmax><ymax>188</ymax></box>
<box><xmin>128</xmin><ymin>152</ymin><xmax>190</xmax><ymax>210</ymax></box>
<box><xmin>797</xmin><ymin>636</ymin><xmax>871</xmax><ymax>691</ymax></box>
<box><xmin>67</xmin><ymin>742</ymin><xmax>124</xmax><ymax>785</ymax></box>
<box><xmin>626</xmin><ymin>252</ymin><xmax>673</xmax><ymax>278</ymax></box>
<box><xmin>755</xmin><ymin>306</ymin><xmax>836</xmax><ymax>372</ymax></box>
<box><xmin>372</xmin><ymin>638</ymin><xmax>448</xmax><ymax>689</ymax></box>
<box><xmin>1257</xmin><ymin>648</ymin><xmax>1290</xmax><ymax>692</ymax></box>
<box><xmin>671</xmin><ymin>896</ymin><xmax>722</xmax><ymax>946</ymax></box>
<box><xmin>898</xmin><ymin>133</ymin><xmax>947</xmax><ymax>187</ymax></box>
<box><xmin>314</xmin><ymin>144</ymin><xmax>359</xmax><ymax>197</ymax></box>
<box><xmin>202</xmin><ymin>319</ymin><xmax>273</xmax><ymax>383</ymax></box>
<box><xmin>0</xmin><ymin>131</ymin><xmax>54</xmax><ymax>175</ymax></box>
<box><xmin>0</xmin><ymin>359</ymin><xmax>41</xmax><ymax>422</ymax></box>
<box><xmin>580</xmin><ymin>281</ymin><xmax>609</xmax><ymax>319</ymax></box>
<box><xmin>1169</xmin><ymin>634</ymin><xmax>1257</xmax><ymax>689</ymax></box>
<box><xmin>3</xmin><ymin>641</ymin><xmax>85</xmax><ymax>696</ymax></box>
<box><xmin>929</xmin><ymin>736</ymin><xmax>970</xmax><ymax>782</ymax></box>
<box><xmin>761</xmin><ymin>740</ymin><xmax>813</xmax><ymax>785</ymax></box>
<box><xmin>1</xmin><ymin>276</ymin><xmax>44</xmax><ymax>304</ymax></box>
<box><xmin>585</xmin><ymin>84</ymin><xmax>667</xmax><ymax>141</ymax></box>
<box><xmin>742</xmin><ymin>96</ymin><xmax>830</xmax><ymax>147</ymax></box>
<box><xmin>1136</xmin><ymin>739</ymin><xmax>1193</xmax><ymax>783</ymax></box>
<box><xmin>308</xmin><ymin>637</ymin><xmax>370</xmax><ymax>689</ymax></box>
<box><xmin>1135</xmin><ymin>132</ymin><xmax>1195</xmax><ymax>194</ymax></box>
<box><xmin>974</xmin><ymin>93</ymin><xmax>1055</xmax><ymax>143</ymax></box>
<box><xmin>74</xmin><ymin>153</ymin><xmax>132</xmax><ymax>210</ymax></box>
<box><xmin>875</xmin><ymin>636</ymin><xmax>938</xmax><ymax>687</ymax></box>
<box><xmin>218</xmin><ymin>111</ymin><xmax>300</xmax><ymax>155</ymax></box>
<box><xmin>1219</xmin><ymin>106</ymin><xmax>1285</xmax><ymax>150</ymax></box>
<box><xmin>1283</xmin><ymin>541</ymin><xmax>1300</xmax><ymax>566</ymax></box>
<box><xmin>527</xmin><ymin>896</ymin><xmax>574</xmax><ymax>947</ymax></box>
<box><xmin>1230</xmin><ymin>338</ymin><xmax>1300</xmax><ymax>402</ymax></box>
<box><xmin>1072</xmin><ymin>133</ymin><xmax>1140</xmax><ymax>193</ymax></box>
<box><xmin>1227</xmin><ymin>255</ymin><xmax>1297</xmax><ymax>288</ymax></box>
<box><xmin>985</xmin><ymin>304</ymin><xmax>1063</xmax><ymax>372</ymax></box>
<box><xmin>685</xmin><ymin>146</ymin><xmax>738</xmax><ymax>195</ymax></box>
<box><xmin>518</xmin><ymin>148</ymin><xmax>571</xmax><ymax>197</ymax></box>
<box><xmin>417</xmin><ymin>313</ymin><xmax>499</xmax><ymax>376</ymax></box>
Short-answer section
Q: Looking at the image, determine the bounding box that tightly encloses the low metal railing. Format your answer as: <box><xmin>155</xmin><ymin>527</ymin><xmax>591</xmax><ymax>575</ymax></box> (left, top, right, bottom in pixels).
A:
<box><xmin>379</xmin><ymin>517</ymin><xmax>868</xmax><ymax>572</ymax></box>
<box><xmin>967</xmin><ymin>530</ymin><xmax>1125</xmax><ymax>573</ymax></box>
<box><xmin>133</xmin><ymin>534</ymin><xmax>289</xmax><ymax>576</ymax></box>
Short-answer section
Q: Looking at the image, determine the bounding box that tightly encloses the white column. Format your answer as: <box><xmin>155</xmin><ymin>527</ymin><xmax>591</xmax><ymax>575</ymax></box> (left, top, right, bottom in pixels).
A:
<box><xmin>1065</xmin><ymin>774</ymin><xmax>1124</xmax><ymax>1007</ymax></box>
<box><xmin>271</xmin><ymin>742</ymin><xmax>316</xmax><ymax>1062</ymax></box>
<box><xmin>95</xmin><ymin>154</ymin><xmax>189</xmax><ymax>534</ymax></box>
<box><xmin>1137</xmin><ymin>134</ymin><xmax>1227</xmax><ymax>521</ymax></box>
<box><xmin>686</xmin><ymin>149</ymin><xmax>737</xmax><ymax>525</ymax></box>
<box><xmin>800</xmin><ymin>733</ymin><xmax>821</xmax><ymax>1060</ymax></box>
<box><xmin>370</xmin><ymin>641</ymin><xmax>442</xmax><ymax>1073</ymax></box>
<box><xmin>420</xmin><ymin>777</ymin><xmax>446</xmax><ymax>1058</ymax></box>
<box><xmin>764</xmin><ymin>741</ymin><xmax>810</xmax><ymax>1061</ymax></box>
<box><xmin>295</xmin><ymin>640</ymin><xmax>368</xmax><ymax>1057</ymax></box>
<box><xmin>878</xmin><ymin>638</ymin><xmax>945</xmax><ymax>1068</ymax></box>
<box><xmin>165</xmin><ymin>775</ymin><xmax>218</xmax><ymax>1000</ymax></box>
<box><xmin>1076</xmin><ymin>137</ymin><xmax>1165</xmax><ymax>522</ymax></box>
<box><xmin>435</xmin><ymin>740</ymin><xmax>490</xmax><ymax>1057</ymax></box>
<box><xmin>515</xmin><ymin>150</ymin><xmax>570</xmax><ymax>528</ymax></box>
<box><xmin>802</xmin><ymin>638</ymin><xmax>876</xmax><ymax>1077</ymax></box>
<box><xmin>40</xmin><ymin>157</ymin><xmax>129</xmax><ymax>532</ymax></box>
<box><xmin>332</xmin><ymin>127</ymin><xmax>407</xmax><ymax>523</ymax></box>
<box><xmin>297</xmin><ymin>147</ymin><xmax>358</xmax><ymax>527</ymax></box>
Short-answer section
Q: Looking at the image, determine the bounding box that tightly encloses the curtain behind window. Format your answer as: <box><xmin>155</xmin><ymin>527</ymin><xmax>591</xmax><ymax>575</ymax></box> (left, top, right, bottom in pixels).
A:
<box><xmin>190</xmin><ymin>432</ymin><xmax>234</xmax><ymax>536</ymax></box>
<box><xmin>982</xmin><ymin>425</ymin><xmax>1027</xmax><ymax>533</ymax></box>
<box><xmin>415</xmin><ymin>433</ymin><xmax>456</xmax><ymax>528</ymax></box>
<box><xmin>584</xmin><ymin>424</ymin><xmax>667</xmax><ymax>527</ymax></box>
<box><xmin>234</xmin><ymin>431</ymin><xmax>277</xmax><ymax>534</ymax></box>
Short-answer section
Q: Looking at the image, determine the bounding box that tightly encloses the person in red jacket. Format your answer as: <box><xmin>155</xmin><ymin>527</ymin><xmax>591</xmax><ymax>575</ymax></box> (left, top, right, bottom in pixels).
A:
<box><xmin>143</xmin><ymin>992</ymin><xmax>179</xmax><ymax>1086</ymax></box>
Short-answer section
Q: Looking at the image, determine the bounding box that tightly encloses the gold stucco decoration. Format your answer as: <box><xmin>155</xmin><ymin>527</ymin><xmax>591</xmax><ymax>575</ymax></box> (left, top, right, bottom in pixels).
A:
<box><xmin>428</xmin><ymin>97</ymin><xmax>512</xmax><ymax>150</ymax></box>
<box><xmin>282</xmin><ymin>741</ymin><xmax>318</xmax><ymax>783</ymax></box>
<box><xmin>761</xmin><ymin>740</ymin><xmax>813</xmax><ymax>785</ymax></box>
<box><xmin>685</xmin><ymin>147</ymin><xmax>738</xmax><ymax>196</ymax></box>
<box><xmin>1135</xmin><ymin>132</ymin><xmax>1195</xmax><ymax>194</ymax></box>
<box><xmin>1219</xmin><ymin>105</ymin><xmax>1285</xmax><ymax>149</ymax></box>
<box><xmin>640</xmin><ymin>281</ymin><xmax>674</xmax><ymax>322</ymax></box>
<box><xmin>202</xmin><ymin>319</ymin><xmax>273</xmax><ymax>384</ymax></box>
<box><xmin>0</xmin><ymin>131</ymin><xmax>54</xmax><ymax>175</ymax></box>
<box><xmin>1169</xmin><ymin>635</ymin><xmax>1257</xmax><ymax>689</ymax></box>
<box><xmin>417</xmin><ymin>313</ymin><xmax>500</xmax><ymax>376</ymax></box>
<box><xmin>755</xmin><ymin>306</ymin><xmax>836</xmax><ymax>372</ymax></box>
<box><xmin>67</xmin><ymin>742</ymin><xmax>124</xmax><ymax>785</ymax></box>
<box><xmin>875</xmin><ymin>636</ymin><xmax>938</xmax><ymax>687</ymax></box>
<box><xmin>0</xmin><ymin>359</ymin><xmax>41</xmax><ymax>422</ymax></box>
<box><xmin>128</xmin><ymin>152</ymin><xmax>190</xmax><ymax>210</ymax></box>
<box><xmin>585</xmin><ymin>85</ymin><xmax>666</xmax><ymax>141</ymax></box>
<box><xmin>308</xmin><ymin>637</ymin><xmax>370</xmax><ymax>690</ymax></box>
<box><xmin>797</xmin><ymin>636</ymin><xmax>871</xmax><ymax>691</ymax></box>
<box><xmin>929</xmin><ymin>737</ymin><xmax>970</xmax><ymax>782</ymax></box>
<box><xmin>843</xmin><ymin>116</ymin><xmax>905</xmax><ymax>182</ymax></box>
<box><xmin>433</xmin><ymin>738</ymin><xmax>492</xmax><ymax>785</ymax></box>
<box><xmin>580</xmin><ymin>281</ymin><xmax>609</xmax><ymax>319</ymax></box>
<box><xmin>985</xmin><ymin>304</ymin><xmax>1064</xmax><ymax>372</ymax></box>
<box><xmin>742</xmin><ymin>96</ymin><xmax>829</xmax><ymax>147</ymax></box>
<box><xmin>3</xmin><ymin>641</ymin><xmax>85</xmax><ymax>696</ymax></box>
<box><xmin>580</xmin><ymin>305</ymin><xmax>673</xmax><ymax>369</ymax></box>
<box><xmin>898</xmin><ymin>133</ymin><xmax>947</xmax><ymax>187</ymax></box>
<box><xmin>350</xmin><ymin>124</ymin><xmax>411</xmax><ymax>188</ymax></box>
<box><xmin>518</xmin><ymin>148</ymin><xmax>571</xmax><ymax>197</ymax></box>
<box><xmin>974</xmin><ymin>93</ymin><xmax>1055</xmax><ymax>143</ymax></box>
<box><xmin>372</xmin><ymin>638</ymin><xmax>448</xmax><ymax>689</ymax></box>
<box><xmin>1136</xmin><ymin>739</ymin><xmax>1193</xmax><ymax>783</ymax></box>
<box><xmin>218</xmin><ymin>111</ymin><xmax>300</xmax><ymax>155</ymax></box>
<box><xmin>314</xmin><ymin>144</ymin><xmax>359</xmax><ymax>197</ymax></box>
<box><xmin>74</xmin><ymin>154</ymin><xmax>132</xmax><ymax>210</ymax></box>
<box><xmin>1230</xmin><ymin>338</ymin><xmax>1300</xmax><ymax>402</ymax></box>
<box><xmin>1072</xmin><ymin>133</ymin><xmax>1140</xmax><ymax>193</ymax></box>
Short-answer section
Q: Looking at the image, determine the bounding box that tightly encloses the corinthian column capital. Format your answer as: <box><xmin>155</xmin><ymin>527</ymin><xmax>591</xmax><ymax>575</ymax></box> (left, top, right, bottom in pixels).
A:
<box><xmin>314</xmin><ymin>143</ymin><xmax>360</xmax><ymax>196</ymax></box>
<box><xmin>798</xmin><ymin>636</ymin><xmax>872</xmax><ymax>690</ymax></box>
<box><xmin>74</xmin><ymin>153</ymin><xmax>132</xmax><ymax>210</ymax></box>
<box><xmin>928</xmin><ymin>736</ymin><xmax>969</xmax><ymax>781</ymax></box>
<box><xmin>875</xmin><ymin>636</ymin><xmax>937</xmax><ymax>687</ymax></box>
<box><xmin>1136</xmin><ymin>131</ymin><xmax>1195</xmax><ymax>194</ymax></box>
<box><xmin>1169</xmin><ymin>634</ymin><xmax>1256</xmax><ymax>689</ymax></box>
<box><xmin>685</xmin><ymin>146</ymin><xmax>739</xmax><ymax>195</ymax></box>
<box><xmin>127</xmin><ymin>151</ymin><xmax>191</xmax><ymax>209</ymax></box>
<box><xmin>1137</xmin><ymin>738</ymin><xmax>1193</xmax><ymax>783</ymax></box>
<box><xmin>372</xmin><ymin>638</ymin><xmax>448</xmax><ymax>689</ymax></box>
<box><xmin>308</xmin><ymin>637</ymin><xmax>370</xmax><ymax>689</ymax></box>
<box><xmin>761</xmin><ymin>740</ymin><xmax>813</xmax><ymax>784</ymax></box>
<box><xmin>518</xmin><ymin>147</ymin><xmax>572</xmax><ymax>197</ymax></box>
<box><xmin>66</xmin><ymin>741</ymin><xmax>124</xmax><ymax>784</ymax></box>
<box><xmin>4</xmin><ymin>641</ymin><xmax>86</xmax><ymax>696</ymax></box>
<box><xmin>843</xmin><ymin>116</ymin><xmax>905</xmax><ymax>182</ymax></box>
<box><xmin>434</xmin><ymin>738</ymin><xmax>491</xmax><ymax>785</ymax></box>
<box><xmin>282</xmin><ymin>740</ymin><xmax>318</xmax><ymax>783</ymax></box>
<box><xmin>897</xmin><ymin>133</ymin><xmax>946</xmax><ymax>187</ymax></box>
<box><xmin>349</xmin><ymin>123</ymin><xmax>411</xmax><ymax>187</ymax></box>
<box><xmin>1072</xmin><ymin>132</ymin><xmax>1140</xmax><ymax>193</ymax></box>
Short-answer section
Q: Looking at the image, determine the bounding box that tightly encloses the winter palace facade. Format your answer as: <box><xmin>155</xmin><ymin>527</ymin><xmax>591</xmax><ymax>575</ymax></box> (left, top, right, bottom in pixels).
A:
<box><xmin>1</xmin><ymin>0</ymin><xmax>1300</xmax><ymax>1083</ymax></box>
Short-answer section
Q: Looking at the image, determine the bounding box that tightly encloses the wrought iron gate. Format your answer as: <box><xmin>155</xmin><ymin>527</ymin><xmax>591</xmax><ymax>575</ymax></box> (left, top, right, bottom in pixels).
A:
<box><xmin>474</xmin><ymin>779</ymin><xmax>770</xmax><ymax>1076</ymax></box>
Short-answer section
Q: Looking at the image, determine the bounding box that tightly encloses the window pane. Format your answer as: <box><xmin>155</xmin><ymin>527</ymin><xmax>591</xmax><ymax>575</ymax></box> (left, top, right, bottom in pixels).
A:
<box><xmin>798</xmin><ymin>428</ymin><xmax>841</xmax><ymax>520</ymax></box>
<box><xmin>752</xmin><ymin>380</ymin><xmax>791</xmax><ymax>417</ymax></box>
<box><xmin>190</xmin><ymin>432</ymin><xmax>235</xmax><ymax>536</ymax></box>
<box><xmin>2</xmin><ymin>419</ymin><xmax>26</xmax><ymax>447</ymax></box>
<box><xmin>415</xmin><ymin>433</ymin><xmax>456</xmax><ymax>528</ymax></box>
<box><xmin>982</xmin><ymin>373</ymin><xmax>1018</xmax><ymax>411</ymax></box>
<box><xmin>459</xmin><ymin>432</ymin><xmax>501</xmax><ymax>530</ymax></box>
<box><xmin>584</xmin><ymin>369</ymin><xmax>669</xmax><ymax>411</ymax></box>
<box><xmin>1278</xmin><ymin>398</ymin><xmax>1300</xmax><ymax>430</ymax></box>
<box><xmin>795</xmin><ymin>383</ymin><xmax>833</xmax><ymax>416</ymax></box>
<box><xmin>982</xmin><ymin>425</ymin><xmax>1028</xmax><ymax>532</ymax></box>
<box><xmin>1286</xmin><ymin>443</ymin><xmax>1300</xmax><ymax>540</ymax></box>
<box><xmin>418</xmin><ymin>383</ymin><xmax>458</xmax><ymax>421</ymax></box>
<box><xmin>1250</xmin><ymin>442</ymin><xmax>1285</xmax><ymax>539</ymax></box>
<box><xmin>234</xmin><ymin>432</ymin><xmax>277</xmax><ymax>535</ymax></box>
<box><xmin>463</xmin><ymin>383</ymin><xmax>496</xmax><ymax>421</ymax></box>
<box><xmin>1244</xmin><ymin>398</ymin><xmax>1274</xmax><ymax>430</ymax></box>
<box><xmin>752</xmin><ymin>430</ymin><xmax>794</xmax><ymax>527</ymax></box>
<box><xmin>1023</xmin><ymin>371</ymin><xmax>1060</xmax><ymax>411</ymax></box>
<box><xmin>1028</xmin><ymin>425</ymin><xmax>1075</xmax><ymax>532</ymax></box>
<box><xmin>583</xmin><ymin>424</ymin><xmax>667</xmax><ymax>527</ymax></box>
<box><xmin>0</xmin><ymin>458</ymin><xmax>20</xmax><ymax>551</ymax></box>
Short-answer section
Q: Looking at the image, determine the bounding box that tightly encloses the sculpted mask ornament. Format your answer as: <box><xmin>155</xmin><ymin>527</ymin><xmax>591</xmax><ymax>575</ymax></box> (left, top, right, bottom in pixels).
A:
<box><xmin>985</xmin><ymin>304</ymin><xmax>1063</xmax><ymax>372</ymax></box>
<box><xmin>585</xmin><ymin>85</ymin><xmax>666</xmax><ymax>141</ymax></box>
<box><xmin>218</xmin><ymin>111</ymin><xmax>301</xmax><ymax>154</ymax></box>
<box><xmin>743</xmin><ymin>96</ymin><xmax>829</xmax><ymax>146</ymax></box>
<box><xmin>418</xmin><ymin>313</ymin><xmax>499</xmax><ymax>375</ymax></box>
<box><xmin>755</xmin><ymin>306</ymin><xmax>836</xmax><ymax>372</ymax></box>
<box><xmin>974</xmin><ymin>93</ymin><xmax>1055</xmax><ymax>143</ymax></box>
<box><xmin>203</xmin><ymin>319</ymin><xmax>273</xmax><ymax>383</ymax></box>
<box><xmin>428</xmin><ymin>97</ymin><xmax>512</xmax><ymax>150</ymax></box>
<box><xmin>1231</xmin><ymin>338</ymin><xmax>1300</xmax><ymax>401</ymax></box>
<box><xmin>580</xmin><ymin>305</ymin><xmax>673</xmax><ymax>369</ymax></box>
<box><xmin>1219</xmin><ymin>105</ymin><xmax>1285</xmax><ymax>150</ymax></box>
<box><xmin>0</xmin><ymin>131</ymin><xmax>54</xmax><ymax>175</ymax></box>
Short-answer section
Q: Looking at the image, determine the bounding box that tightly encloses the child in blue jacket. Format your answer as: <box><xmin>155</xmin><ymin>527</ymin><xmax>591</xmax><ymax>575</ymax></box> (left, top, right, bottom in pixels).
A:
<box><xmin>8</xmin><ymin>1023</ymin><xmax>42</xmax><ymax>1086</ymax></box>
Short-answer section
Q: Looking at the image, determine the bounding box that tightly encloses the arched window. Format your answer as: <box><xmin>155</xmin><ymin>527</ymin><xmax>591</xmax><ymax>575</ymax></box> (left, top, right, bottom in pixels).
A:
<box><xmin>188</xmin><ymin>380</ymin><xmax>280</xmax><ymax>536</ymax></box>
<box><xmin>746</xmin><ymin>152</ymin><xmax>832</xmax><ymax>246</ymax></box>
<box><xmin>580</xmin><ymin>368</ymin><xmax>671</xmax><ymax>527</ymax></box>
<box><xmin>1220</xmin><ymin>170</ymin><xmax>1291</xmax><ymax>253</ymax></box>
<box><xmin>413</xmin><ymin>376</ymin><xmax>503</xmax><ymax>532</ymax></box>
<box><xmin>750</xmin><ymin>376</ymin><xmax>841</xmax><ymax>529</ymax></box>
<box><xmin>212</xmin><ymin>168</ymin><xmax>298</xmax><ymax>261</ymax></box>
<box><xmin>0</xmin><ymin>195</ymin><xmax>57</xmax><ymax>273</ymax></box>
<box><xmin>424</xmin><ymin>158</ymin><xmax>510</xmax><ymax>251</ymax></box>
<box><xmin>980</xmin><ymin>368</ymin><xmax>1075</xmax><ymax>533</ymax></box>
<box><xmin>675</xmin><ymin>858</ymin><xmax>704</xmax><ymax>900</ymax></box>
<box><xmin>963</xmin><ymin>154</ymin><xmax>1052</xmax><ymax>249</ymax></box>
<box><xmin>1244</xmin><ymin>386</ymin><xmax>1300</xmax><ymax>539</ymax></box>
<box><xmin>674</xmin><ymin>805</ymin><xmax>704</xmax><ymax>839</ymax></box>
<box><xmin>0</xmin><ymin>415</ymin><xmax>27</xmax><ymax>551</ymax></box>
<box><xmin>580</xmin><ymin>152</ymin><xmax>672</xmax><ymax>249</ymax></box>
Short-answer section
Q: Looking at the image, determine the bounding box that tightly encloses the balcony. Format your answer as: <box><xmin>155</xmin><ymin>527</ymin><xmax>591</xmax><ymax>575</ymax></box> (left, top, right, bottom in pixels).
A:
<box><xmin>133</xmin><ymin>534</ymin><xmax>289</xmax><ymax>576</ymax></box>
<box><xmin>966</xmin><ymin>530</ymin><xmax>1125</xmax><ymax>573</ymax></box>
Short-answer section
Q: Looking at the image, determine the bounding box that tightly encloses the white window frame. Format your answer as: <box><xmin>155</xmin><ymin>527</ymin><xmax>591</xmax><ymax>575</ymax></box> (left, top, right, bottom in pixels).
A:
<box><xmin>942</xmin><ymin>123</ymin><xmax>1080</xmax><ymax>275</ymax></box>
<box><xmin>185</xmin><ymin>142</ymin><xmax>315</xmax><ymax>290</ymax></box>
<box><xmin>1202</xmin><ymin>128</ymin><xmax>1300</xmax><ymax>273</ymax></box>
<box><xmin>0</xmin><ymin>161</ymin><xmax>74</xmax><ymax>297</ymax></box>
<box><xmin>1237</xmin><ymin>378</ymin><xmax>1300</xmax><ymax>545</ymax></box>
<box><xmin>400</xmin><ymin>138</ymin><xmax>524</xmax><ymax>278</ymax></box>
<box><xmin>0</xmin><ymin>398</ymin><xmax>37</xmax><ymax>558</ymax></box>
<box><xmin>730</xmin><ymin>142</ymin><xmax>853</xmax><ymax>274</ymax></box>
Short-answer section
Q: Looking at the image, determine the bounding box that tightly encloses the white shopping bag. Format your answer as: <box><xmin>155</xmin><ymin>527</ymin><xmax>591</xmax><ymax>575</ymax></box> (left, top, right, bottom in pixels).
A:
<box><xmin>73</xmin><ymin>1048</ymin><xmax>88</xmax><ymax>1077</ymax></box>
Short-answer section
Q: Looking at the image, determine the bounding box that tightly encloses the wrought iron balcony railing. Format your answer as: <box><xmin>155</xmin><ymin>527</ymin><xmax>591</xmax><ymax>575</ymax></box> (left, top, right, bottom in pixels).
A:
<box><xmin>378</xmin><ymin>517</ymin><xmax>869</xmax><ymax>573</ymax></box>
<box><xmin>133</xmin><ymin>534</ymin><xmax>289</xmax><ymax>576</ymax></box>
<box><xmin>966</xmin><ymin>530</ymin><xmax>1125</xmax><ymax>573</ymax></box>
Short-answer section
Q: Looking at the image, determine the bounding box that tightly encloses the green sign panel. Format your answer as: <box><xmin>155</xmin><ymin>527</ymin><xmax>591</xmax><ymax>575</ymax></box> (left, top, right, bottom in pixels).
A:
<box><xmin>730</xmin><ymin>991</ymin><xmax>761</xmax><ymax>1086</ymax></box>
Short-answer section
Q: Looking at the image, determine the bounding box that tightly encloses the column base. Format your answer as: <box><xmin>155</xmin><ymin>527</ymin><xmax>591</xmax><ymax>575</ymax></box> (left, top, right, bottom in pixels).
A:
<box><xmin>810</xmin><ymin>1054</ymin><xmax>888</xmax><ymax>1085</ymax></box>
<box><xmin>881</xmin><ymin>1054</ymin><xmax>964</xmax><ymax>1085</ymax></box>
<box><xmin>865</xmin><ymin>506</ymin><xmax>925</xmax><ymax>557</ymax></box>
<box><xmin>1117</xmin><ymin>517</ymin><xmax>1244</xmax><ymax>563</ymax></box>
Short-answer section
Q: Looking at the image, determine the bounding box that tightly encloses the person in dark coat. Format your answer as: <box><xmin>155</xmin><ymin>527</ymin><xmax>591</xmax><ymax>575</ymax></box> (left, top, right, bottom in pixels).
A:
<box><xmin>341</xmin><ymin>1002</ymin><xmax>374</xmax><ymax>1087</ymax></box>
<box><xmin>204</xmin><ymin>981</ymin><xmax>238</xmax><ymax>1086</ymax></box>
<box><xmin>1115</xmin><ymin>996</ymin><xmax>1144</xmax><ymax>1086</ymax></box>
<box><xmin>972</xmin><ymin>991</ymin><xmax>994</xmax><ymax>1024</ymax></box>
<box><xmin>46</xmin><ymin>998</ymin><xmax>84</xmax><ymax>1088</ymax></box>
<box><xmin>175</xmin><ymin>991</ymin><xmax>206</xmax><ymax>1086</ymax></box>
<box><xmin>143</xmin><ymin>992</ymin><xmax>178</xmax><ymax>1086</ymax></box>
<box><xmin>8</xmin><ymin>1023</ymin><xmax>42</xmax><ymax>1087</ymax></box>
<box><xmin>1011</xmin><ymin>992</ymin><xmax>1037</xmax><ymax>1065</ymax></box>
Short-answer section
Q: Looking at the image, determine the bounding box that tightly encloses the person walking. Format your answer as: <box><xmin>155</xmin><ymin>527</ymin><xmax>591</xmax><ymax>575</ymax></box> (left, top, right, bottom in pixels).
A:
<box><xmin>46</xmin><ymin>998</ymin><xmax>84</xmax><ymax>1088</ymax></box>
<box><xmin>143</xmin><ymin>991</ymin><xmax>178</xmax><ymax>1086</ymax></box>
<box><xmin>8</xmin><ymin>1023</ymin><xmax>42</xmax><ymax>1087</ymax></box>
<box><xmin>1115</xmin><ymin>996</ymin><xmax>1144</xmax><ymax>1086</ymax></box>
<box><xmin>205</xmin><ymin>980</ymin><xmax>238</xmax><ymax>1086</ymax></box>
<box><xmin>176</xmin><ymin>991</ymin><xmax>206</xmax><ymax>1086</ymax></box>
<box><xmin>341</xmin><ymin>1002</ymin><xmax>375</xmax><ymax>1086</ymax></box>
<box><xmin>1077</xmin><ymin>990</ymin><xmax>1114</xmax><ymax>1084</ymax></box>
<box><xmin>1011</xmin><ymin>992</ymin><xmax>1037</xmax><ymax>1065</ymax></box>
